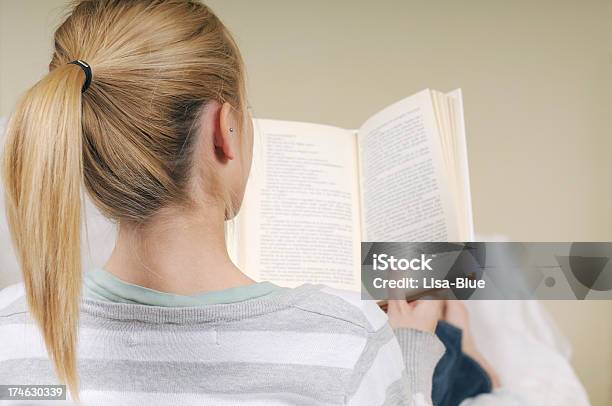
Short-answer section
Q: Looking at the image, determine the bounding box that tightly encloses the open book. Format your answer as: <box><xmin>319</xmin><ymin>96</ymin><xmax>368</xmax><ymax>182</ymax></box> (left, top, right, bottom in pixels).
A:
<box><xmin>231</xmin><ymin>89</ymin><xmax>474</xmax><ymax>292</ymax></box>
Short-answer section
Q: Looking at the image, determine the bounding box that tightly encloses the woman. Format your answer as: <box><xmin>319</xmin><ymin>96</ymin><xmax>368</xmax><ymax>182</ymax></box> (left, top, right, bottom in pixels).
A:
<box><xmin>0</xmin><ymin>1</ymin><xmax>445</xmax><ymax>404</ymax></box>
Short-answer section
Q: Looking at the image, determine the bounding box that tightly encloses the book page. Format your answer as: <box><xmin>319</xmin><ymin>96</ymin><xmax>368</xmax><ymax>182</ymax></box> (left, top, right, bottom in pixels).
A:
<box><xmin>446</xmin><ymin>89</ymin><xmax>474</xmax><ymax>240</ymax></box>
<box><xmin>430</xmin><ymin>89</ymin><xmax>474</xmax><ymax>241</ymax></box>
<box><xmin>357</xmin><ymin>90</ymin><xmax>459</xmax><ymax>242</ymax></box>
<box><xmin>235</xmin><ymin>119</ymin><xmax>362</xmax><ymax>291</ymax></box>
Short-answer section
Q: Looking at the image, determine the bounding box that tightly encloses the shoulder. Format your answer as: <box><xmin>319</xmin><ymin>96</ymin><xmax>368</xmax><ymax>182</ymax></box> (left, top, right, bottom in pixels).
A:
<box><xmin>0</xmin><ymin>284</ymin><xmax>56</xmax><ymax>385</ymax></box>
<box><xmin>0</xmin><ymin>282</ymin><xmax>28</xmax><ymax>316</ymax></box>
<box><xmin>290</xmin><ymin>284</ymin><xmax>389</xmax><ymax>333</ymax></box>
<box><xmin>291</xmin><ymin>286</ymin><xmax>409</xmax><ymax>404</ymax></box>
<box><xmin>0</xmin><ymin>282</ymin><xmax>33</xmax><ymax>349</ymax></box>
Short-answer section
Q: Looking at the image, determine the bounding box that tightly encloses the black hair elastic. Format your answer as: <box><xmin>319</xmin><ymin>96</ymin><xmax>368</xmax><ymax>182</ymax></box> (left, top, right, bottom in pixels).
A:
<box><xmin>68</xmin><ymin>60</ymin><xmax>92</xmax><ymax>93</ymax></box>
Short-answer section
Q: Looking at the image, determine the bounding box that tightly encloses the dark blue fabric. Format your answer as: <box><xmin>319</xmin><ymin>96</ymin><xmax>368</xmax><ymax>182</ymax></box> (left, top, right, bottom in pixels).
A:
<box><xmin>432</xmin><ymin>321</ymin><xmax>492</xmax><ymax>406</ymax></box>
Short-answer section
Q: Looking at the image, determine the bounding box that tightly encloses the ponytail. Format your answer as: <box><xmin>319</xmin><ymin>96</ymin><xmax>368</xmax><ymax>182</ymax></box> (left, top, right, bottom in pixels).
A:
<box><xmin>2</xmin><ymin>63</ymin><xmax>86</xmax><ymax>400</ymax></box>
<box><xmin>1</xmin><ymin>0</ymin><xmax>249</xmax><ymax>401</ymax></box>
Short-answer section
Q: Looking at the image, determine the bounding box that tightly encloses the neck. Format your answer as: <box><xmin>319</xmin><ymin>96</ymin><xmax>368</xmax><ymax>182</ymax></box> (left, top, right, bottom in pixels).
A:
<box><xmin>104</xmin><ymin>203</ymin><xmax>253</xmax><ymax>295</ymax></box>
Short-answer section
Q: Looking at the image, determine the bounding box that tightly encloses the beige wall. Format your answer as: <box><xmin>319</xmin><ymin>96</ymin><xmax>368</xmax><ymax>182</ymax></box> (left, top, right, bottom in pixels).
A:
<box><xmin>1</xmin><ymin>0</ymin><xmax>611</xmax><ymax>404</ymax></box>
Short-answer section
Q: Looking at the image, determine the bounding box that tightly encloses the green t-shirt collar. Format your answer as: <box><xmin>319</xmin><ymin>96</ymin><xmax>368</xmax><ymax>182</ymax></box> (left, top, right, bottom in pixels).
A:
<box><xmin>83</xmin><ymin>268</ymin><xmax>282</xmax><ymax>307</ymax></box>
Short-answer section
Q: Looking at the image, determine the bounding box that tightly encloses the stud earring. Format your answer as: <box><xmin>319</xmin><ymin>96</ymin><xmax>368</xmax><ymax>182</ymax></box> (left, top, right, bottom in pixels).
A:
<box><xmin>229</xmin><ymin>127</ymin><xmax>234</xmax><ymax>133</ymax></box>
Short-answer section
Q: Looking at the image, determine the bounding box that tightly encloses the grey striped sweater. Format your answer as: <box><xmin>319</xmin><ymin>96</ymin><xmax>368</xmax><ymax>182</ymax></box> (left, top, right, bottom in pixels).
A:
<box><xmin>0</xmin><ymin>283</ymin><xmax>444</xmax><ymax>405</ymax></box>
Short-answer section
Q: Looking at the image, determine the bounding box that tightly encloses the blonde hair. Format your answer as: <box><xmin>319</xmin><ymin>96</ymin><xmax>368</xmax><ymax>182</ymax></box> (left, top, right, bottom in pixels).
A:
<box><xmin>1</xmin><ymin>0</ymin><xmax>247</xmax><ymax>400</ymax></box>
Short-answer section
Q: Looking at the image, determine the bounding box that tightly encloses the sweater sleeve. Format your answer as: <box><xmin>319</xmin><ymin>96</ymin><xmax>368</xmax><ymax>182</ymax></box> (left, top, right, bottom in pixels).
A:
<box><xmin>345</xmin><ymin>324</ymin><xmax>445</xmax><ymax>406</ymax></box>
<box><xmin>394</xmin><ymin>328</ymin><xmax>446</xmax><ymax>404</ymax></box>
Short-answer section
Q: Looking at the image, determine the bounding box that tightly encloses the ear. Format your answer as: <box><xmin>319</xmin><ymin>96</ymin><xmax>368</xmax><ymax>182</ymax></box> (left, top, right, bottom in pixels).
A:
<box><xmin>213</xmin><ymin>102</ymin><xmax>237</xmax><ymax>161</ymax></box>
